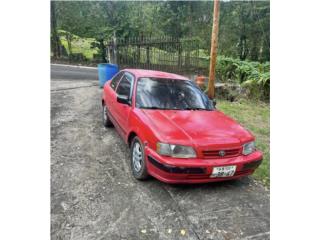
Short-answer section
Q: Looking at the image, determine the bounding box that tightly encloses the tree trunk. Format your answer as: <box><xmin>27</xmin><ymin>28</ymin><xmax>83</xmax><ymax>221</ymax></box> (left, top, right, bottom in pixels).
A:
<box><xmin>51</xmin><ymin>1</ymin><xmax>61</xmax><ymax>58</ymax></box>
<box><xmin>66</xmin><ymin>33</ymin><xmax>72</xmax><ymax>62</ymax></box>
<box><xmin>239</xmin><ymin>34</ymin><xmax>248</xmax><ymax>61</ymax></box>
<box><xmin>98</xmin><ymin>39</ymin><xmax>107</xmax><ymax>63</ymax></box>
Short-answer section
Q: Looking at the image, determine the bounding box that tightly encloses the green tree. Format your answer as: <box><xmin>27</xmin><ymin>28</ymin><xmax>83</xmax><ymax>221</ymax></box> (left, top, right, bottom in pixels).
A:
<box><xmin>52</xmin><ymin>0</ymin><xmax>270</xmax><ymax>63</ymax></box>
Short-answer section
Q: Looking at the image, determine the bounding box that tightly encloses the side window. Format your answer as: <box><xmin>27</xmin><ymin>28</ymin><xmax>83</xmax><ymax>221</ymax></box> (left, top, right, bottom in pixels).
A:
<box><xmin>110</xmin><ymin>71</ymin><xmax>124</xmax><ymax>90</ymax></box>
<box><xmin>116</xmin><ymin>73</ymin><xmax>133</xmax><ymax>99</ymax></box>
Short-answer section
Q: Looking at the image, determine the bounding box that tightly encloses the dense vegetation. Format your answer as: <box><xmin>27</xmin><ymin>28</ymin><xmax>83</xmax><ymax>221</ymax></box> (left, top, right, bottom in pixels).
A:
<box><xmin>51</xmin><ymin>1</ymin><xmax>269</xmax><ymax>62</ymax></box>
<box><xmin>216</xmin><ymin>56</ymin><xmax>270</xmax><ymax>101</ymax></box>
<box><xmin>51</xmin><ymin>1</ymin><xmax>270</xmax><ymax>101</ymax></box>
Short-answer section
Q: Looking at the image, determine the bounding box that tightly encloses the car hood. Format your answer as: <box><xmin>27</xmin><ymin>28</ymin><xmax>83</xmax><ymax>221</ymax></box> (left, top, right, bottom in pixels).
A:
<box><xmin>141</xmin><ymin>109</ymin><xmax>253</xmax><ymax>148</ymax></box>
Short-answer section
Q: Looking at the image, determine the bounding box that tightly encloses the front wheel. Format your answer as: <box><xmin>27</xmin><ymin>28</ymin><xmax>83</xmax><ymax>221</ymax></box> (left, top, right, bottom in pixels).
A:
<box><xmin>130</xmin><ymin>136</ymin><xmax>148</xmax><ymax>180</ymax></box>
<box><xmin>102</xmin><ymin>104</ymin><xmax>113</xmax><ymax>128</ymax></box>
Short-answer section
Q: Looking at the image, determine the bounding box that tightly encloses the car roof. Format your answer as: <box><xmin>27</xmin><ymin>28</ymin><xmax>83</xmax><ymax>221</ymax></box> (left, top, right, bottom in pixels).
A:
<box><xmin>122</xmin><ymin>69</ymin><xmax>189</xmax><ymax>80</ymax></box>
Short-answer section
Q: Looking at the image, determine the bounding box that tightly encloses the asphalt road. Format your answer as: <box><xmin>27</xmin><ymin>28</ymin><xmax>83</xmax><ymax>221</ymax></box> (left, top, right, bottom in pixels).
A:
<box><xmin>51</xmin><ymin>64</ymin><xmax>98</xmax><ymax>81</ymax></box>
<box><xmin>51</xmin><ymin>64</ymin><xmax>270</xmax><ymax>240</ymax></box>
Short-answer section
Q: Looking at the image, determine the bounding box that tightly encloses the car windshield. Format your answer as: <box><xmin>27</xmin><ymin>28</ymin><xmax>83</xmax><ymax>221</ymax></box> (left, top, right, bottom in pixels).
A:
<box><xmin>135</xmin><ymin>77</ymin><xmax>214</xmax><ymax>110</ymax></box>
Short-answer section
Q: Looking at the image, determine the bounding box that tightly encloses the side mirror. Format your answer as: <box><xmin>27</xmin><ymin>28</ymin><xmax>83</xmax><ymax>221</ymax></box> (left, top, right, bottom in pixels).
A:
<box><xmin>117</xmin><ymin>95</ymin><xmax>130</xmax><ymax>105</ymax></box>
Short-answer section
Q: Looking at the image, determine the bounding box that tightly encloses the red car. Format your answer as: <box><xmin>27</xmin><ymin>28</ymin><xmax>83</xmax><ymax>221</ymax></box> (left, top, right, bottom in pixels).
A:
<box><xmin>102</xmin><ymin>69</ymin><xmax>263</xmax><ymax>184</ymax></box>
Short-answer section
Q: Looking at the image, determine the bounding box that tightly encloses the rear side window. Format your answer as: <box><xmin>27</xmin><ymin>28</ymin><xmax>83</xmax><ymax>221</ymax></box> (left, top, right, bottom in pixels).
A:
<box><xmin>117</xmin><ymin>74</ymin><xmax>133</xmax><ymax>99</ymax></box>
<box><xmin>110</xmin><ymin>71</ymin><xmax>124</xmax><ymax>90</ymax></box>
<box><xmin>116</xmin><ymin>74</ymin><xmax>133</xmax><ymax>98</ymax></box>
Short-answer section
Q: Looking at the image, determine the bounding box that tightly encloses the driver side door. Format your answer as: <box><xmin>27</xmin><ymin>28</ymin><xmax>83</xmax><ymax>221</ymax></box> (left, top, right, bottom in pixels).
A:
<box><xmin>113</xmin><ymin>72</ymin><xmax>134</xmax><ymax>138</ymax></box>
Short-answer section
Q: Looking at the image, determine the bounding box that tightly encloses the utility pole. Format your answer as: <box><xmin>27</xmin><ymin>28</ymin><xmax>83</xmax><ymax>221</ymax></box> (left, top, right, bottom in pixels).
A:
<box><xmin>207</xmin><ymin>0</ymin><xmax>220</xmax><ymax>99</ymax></box>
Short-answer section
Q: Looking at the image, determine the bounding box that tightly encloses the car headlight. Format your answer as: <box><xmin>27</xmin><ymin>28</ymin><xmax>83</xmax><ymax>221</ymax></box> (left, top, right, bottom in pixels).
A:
<box><xmin>156</xmin><ymin>142</ymin><xmax>196</xmax><ymax>158</ymax></box>
<box><xmin>242</xmin><ymin>141</ymin><xmax>256</xmax><ymax>155</ymax></box>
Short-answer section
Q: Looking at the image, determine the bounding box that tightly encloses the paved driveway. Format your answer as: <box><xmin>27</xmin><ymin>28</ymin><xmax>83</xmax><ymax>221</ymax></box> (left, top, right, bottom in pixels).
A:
<box><xmin>51</xmin><ymin>65</ymin><xmax>269</xmax><ymax>240</ymax></box>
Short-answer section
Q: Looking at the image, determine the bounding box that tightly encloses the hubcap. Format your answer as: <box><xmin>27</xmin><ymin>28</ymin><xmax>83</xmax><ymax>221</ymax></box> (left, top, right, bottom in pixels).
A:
<box><xmin>132</xmin><ymin>142</ymin><xmax>143</xmax><ymax>172</ymax></box>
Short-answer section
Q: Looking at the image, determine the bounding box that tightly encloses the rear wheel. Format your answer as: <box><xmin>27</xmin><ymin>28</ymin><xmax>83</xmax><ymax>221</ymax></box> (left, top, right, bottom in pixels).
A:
<box><xmin>102</xmin><ymin>104</ymin><xmax>113</xmax><ymax>128</ymax></box>
<box><xmin>130</xmin><ymin>136</ymin><xmax>148</xmax><ymax>180</ymax></box>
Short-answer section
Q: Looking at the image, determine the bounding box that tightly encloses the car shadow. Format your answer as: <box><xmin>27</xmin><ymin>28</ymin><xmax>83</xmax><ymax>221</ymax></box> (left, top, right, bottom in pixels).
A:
<box><xmin>146</xmin><ymin>175</ymin><xmax>253</xmax><ymax>192</ymax></box>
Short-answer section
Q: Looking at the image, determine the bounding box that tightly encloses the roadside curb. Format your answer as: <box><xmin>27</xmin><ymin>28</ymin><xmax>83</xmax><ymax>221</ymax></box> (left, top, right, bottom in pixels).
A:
<box><xmin>51</xmin><ymin>63</ymin><xmax>97</xmax><ymax>69</ymax></box>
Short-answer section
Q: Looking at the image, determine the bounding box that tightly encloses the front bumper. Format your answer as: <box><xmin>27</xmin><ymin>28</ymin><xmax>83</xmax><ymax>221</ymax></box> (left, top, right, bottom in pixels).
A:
<box><xmin>145</xmin><ymin>147</ymin><xmax>263</xmax><ymax>184</ymax></box>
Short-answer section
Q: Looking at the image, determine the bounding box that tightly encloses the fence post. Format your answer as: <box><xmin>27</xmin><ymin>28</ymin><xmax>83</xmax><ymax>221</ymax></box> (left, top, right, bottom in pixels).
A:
<box><xmin>137</xmin><ymin>45</ymin><xmax>141</xmax><ymax>66</ymax></box>
<box><xmin>146</xmin><ymin>46</ymin><xmax>150</xmax><ymax>66</ymax></box>
<box><xmin>178</xmin><ymin>40</ymin><xmax>182</xmax><ymax>68</ymax></box>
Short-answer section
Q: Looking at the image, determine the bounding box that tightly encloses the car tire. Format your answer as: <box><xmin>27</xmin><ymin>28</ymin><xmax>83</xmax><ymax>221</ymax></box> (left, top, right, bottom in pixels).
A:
<box><xmin>102</xmin><ymin>104</ymin><xmax>113</xmax><ymax>128</ymax></box>
<box><xmin>130</xmin><ymin>136</ymin><xmax>149</xmax><ymax>180</ymax></box>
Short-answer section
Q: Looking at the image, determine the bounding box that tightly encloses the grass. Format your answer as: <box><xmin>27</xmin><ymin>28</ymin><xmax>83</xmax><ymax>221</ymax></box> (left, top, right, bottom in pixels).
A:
<box><xmin>58</xmin><ymin>30</ymin><xmax>98</xmax><ymax>59</ymax></box>
<box><xmin>217</xmin><ymin>99</ymin><xmax>270</xmax><ymax>186</ymax></box>
<box><xmin>60</xmin><ymin>37</ymin><xmax>98</xmax><ymax>59</ymax></box>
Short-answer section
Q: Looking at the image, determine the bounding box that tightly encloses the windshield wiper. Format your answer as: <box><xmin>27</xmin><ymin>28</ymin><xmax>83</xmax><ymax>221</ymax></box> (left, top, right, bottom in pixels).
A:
<box><xmin>140</xmin><ymin>106</ymin><xmax>167</xmax><ymax>110</ymax></box>
<box><xmin>181</xmin><ymin>107</ymin><xmax>211</xmax><ymax>111</ymax></box>
<box><xmin>140</xmin><ymin>106</ymin><xmax>212</xmax><ymax>111</ymax></box>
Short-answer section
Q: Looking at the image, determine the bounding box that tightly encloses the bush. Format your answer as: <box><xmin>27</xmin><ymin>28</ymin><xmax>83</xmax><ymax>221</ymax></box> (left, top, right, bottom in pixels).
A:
<box><xmin>215</xmin><ymin>56</ymin><xmax>270</xmax><ymax>101</ymax></box>
<box><xmin>241</xmin><ymin>70</ymin><xmax>270</xmax><ymax>101</ymax></box>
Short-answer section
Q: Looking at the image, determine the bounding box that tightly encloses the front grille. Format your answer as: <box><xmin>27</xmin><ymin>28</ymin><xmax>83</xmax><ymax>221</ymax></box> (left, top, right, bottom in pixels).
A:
<box><xmin>202</xmin><ymin>148</ymin><xmax>241</xmax><ymax>158</ymax></box>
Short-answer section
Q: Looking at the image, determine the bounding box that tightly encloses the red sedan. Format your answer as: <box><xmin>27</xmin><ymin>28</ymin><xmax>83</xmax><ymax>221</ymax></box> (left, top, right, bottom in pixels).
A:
<box><xmin>102</xmin><ymin>69</ymin><xmax>263</xmax><ymax>184</ymax></box>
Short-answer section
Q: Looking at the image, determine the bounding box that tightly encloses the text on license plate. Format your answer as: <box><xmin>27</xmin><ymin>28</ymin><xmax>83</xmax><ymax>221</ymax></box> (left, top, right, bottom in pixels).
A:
<box><xmin>211</xmin><ymin>165</ymin><xmax>236</xmax><ymax>178</ymax></box>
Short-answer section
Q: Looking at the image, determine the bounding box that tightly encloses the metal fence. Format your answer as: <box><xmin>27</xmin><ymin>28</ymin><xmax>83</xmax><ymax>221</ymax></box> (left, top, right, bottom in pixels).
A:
<box><xmin>106</xmin><ymin>36</ymin><xmax>209</xmax><ymax>74</ymax></box>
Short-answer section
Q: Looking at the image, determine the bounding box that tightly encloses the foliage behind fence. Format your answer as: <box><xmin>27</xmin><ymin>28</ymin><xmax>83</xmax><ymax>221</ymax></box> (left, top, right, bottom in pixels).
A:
<box><xmin>108</xmin><ymin>36</ymin><xmax>208</xmax><ymax>74</ymax></box>
<box><xmin>51</xmin><ymin>32</ymin><xmax>270</xmax><ymax>101</ymax></box>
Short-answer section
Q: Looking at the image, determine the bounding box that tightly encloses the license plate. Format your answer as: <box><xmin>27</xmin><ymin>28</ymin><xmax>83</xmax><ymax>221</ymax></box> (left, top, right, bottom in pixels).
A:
<box><xmin>211</xmin><ymin>165</ymin><xmax>236</xmax><ymax>178</ymax></box>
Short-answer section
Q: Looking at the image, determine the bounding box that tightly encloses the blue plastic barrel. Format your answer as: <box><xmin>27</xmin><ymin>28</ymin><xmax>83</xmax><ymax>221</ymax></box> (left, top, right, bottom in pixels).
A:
<box><xmin>98</xmin><ymin>63</ymin><xmax>119</xmax><ymax>87</ymax></box>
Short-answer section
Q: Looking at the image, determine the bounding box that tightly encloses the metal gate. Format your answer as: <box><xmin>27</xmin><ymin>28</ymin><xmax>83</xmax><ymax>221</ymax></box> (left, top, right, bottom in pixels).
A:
<box><xmin>106</xmin><ymin>36</ymin><xmax>209</xmax><ymax>74</ymax></box>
